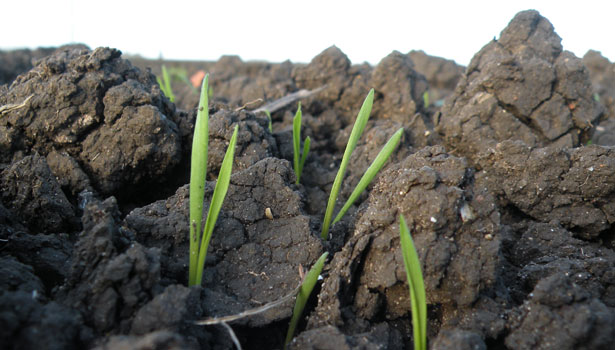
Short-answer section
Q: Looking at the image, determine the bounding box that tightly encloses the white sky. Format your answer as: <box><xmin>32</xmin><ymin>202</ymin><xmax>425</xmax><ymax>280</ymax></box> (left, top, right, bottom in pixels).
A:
<box><xmin>1</xmin><ymin>1</ymin><xmax>613</xmax><ymax>67</ymax></box>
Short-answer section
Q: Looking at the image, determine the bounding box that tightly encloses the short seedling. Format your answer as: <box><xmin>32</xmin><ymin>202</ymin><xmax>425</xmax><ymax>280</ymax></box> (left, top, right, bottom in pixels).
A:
<box><xmin>284</xmin><ymin>252</ymin><xmax>328</xmax><ymax>349</ymax></box>
<box><xmin>293</xmin><ymin>103</ymin><xmax>310</xmax><ymax>184</ymax></box>
<box><xmin>189</xmin><ymin>74</ymin><xmax>239</xmax><ymax>286</ymax></box>
<box><xmin>172</xmin><ymin>67</ymin><xmax>199</xmax><ymax>94</ymax></box>
<box><xmin>156</xmin><ymin>65</ymin><xmax>176</xmax><ymax>102</ymax></box>
<box><xmin>399</xmin><ymin>215</ymin><xmax>427</xmax><ymax>350</ymax></box>
<box><xmin>320</xmin><ymin>89</ymin><xmax>403</xmax><ymax>239</ymax></box>
<box><xmin>422</xmin><ymin>91</ymin><xmax>430</xmax><ymax>108</ymax></box>
<box><xmin>264</xmin><ymin>110</ymin><xmax>273</xmax><ymax>133</ymax></box>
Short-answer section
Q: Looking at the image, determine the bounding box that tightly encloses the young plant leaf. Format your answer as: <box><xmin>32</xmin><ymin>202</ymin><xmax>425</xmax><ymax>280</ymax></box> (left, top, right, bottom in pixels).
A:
<box><xmin>293</xmin><ymin>103</ymin><xmax>302</xmax><ymax>183</ymax></box>
<box><xmin>284</xmin><ymin>252</ymin><xmax>329</xmax><ymax>349</ymax></box>
<box><xmin>195</xmin><ymin>124</ymin><xmax>239</xmax><ymax>286</ymax></box>
<box><xmin>321</xmin><ymin>89</ymin><xmax>374</xmax><ymax>239</ymax></box>
<box><xmin>264</xmin><ymin>110</ymin><xmax>273</xmax><ymax>133</ymax></box>
<box><xmin>292</xmin><ymin>103</ymin><xmax>310</xmax><ymax>184</ymax></box>
<box><xmin>399</xmin><ymin>215</ymin><xmax>427</xmax><ymax>350</ymax></box>
<box><xmin>299</xmin><ymin>136</ymin><xmax>310</xmax><ymax>179</ymax></box>
<box><xmin>157</xmin><ymin>65</ymin><xmax>175</xmax><ymax>102</ymax></box>
<box><xmin>189</xmin><ymin>74</ymin><xmax>210</xmax><ymax>286</ymax></box>
<box><xmin>332</xmin><ymin>127</ymin><xmax>403</xmax><ymax>225</ymax></box>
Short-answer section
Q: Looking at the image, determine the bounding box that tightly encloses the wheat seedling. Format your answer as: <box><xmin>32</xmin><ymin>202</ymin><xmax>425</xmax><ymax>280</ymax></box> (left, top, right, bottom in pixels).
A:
<box><xmin>399</xmin><ymin>215</ymin><xmax>427</xmax><ymax>350</ymax></box>
<box><xmin>189</xmin><ymin>74</ymin><xmax>239</xmax><ymax>286</ymax></box>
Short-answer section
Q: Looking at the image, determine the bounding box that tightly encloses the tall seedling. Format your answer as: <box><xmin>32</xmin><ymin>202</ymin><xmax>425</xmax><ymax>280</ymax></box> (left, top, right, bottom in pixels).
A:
<box><xmin>189</xmin><ymin>74</ymin><xmax>239</xmax><ymax>286</ymax></box>
<box><xmin>321</xmin><ymin>89</ymin><xmax>403</xmax><ymax>239</ymax></box>
<box><xmin>399</xmin><ymin>215</ymin><xmax>427</xmax><ymax>350</ymax></box>
<box><xmin>293</xmin><ymin>103</ymin><xmax>310</xmax><ymax>184</ymax></box>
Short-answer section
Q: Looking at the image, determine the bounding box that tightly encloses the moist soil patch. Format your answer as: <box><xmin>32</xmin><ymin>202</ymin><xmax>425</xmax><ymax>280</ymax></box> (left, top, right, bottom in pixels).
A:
<box><xmin>1</xmin><ymin>10</ymin><xmax>614</xmax><ymax>350</ymax></box>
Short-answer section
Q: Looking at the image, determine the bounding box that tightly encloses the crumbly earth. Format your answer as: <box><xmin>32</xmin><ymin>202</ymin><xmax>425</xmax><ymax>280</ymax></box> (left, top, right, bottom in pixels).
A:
<box><xmin>1</xmin><ymin>9</ymin><xmax>615</xmax><ymax>350</ymax></box>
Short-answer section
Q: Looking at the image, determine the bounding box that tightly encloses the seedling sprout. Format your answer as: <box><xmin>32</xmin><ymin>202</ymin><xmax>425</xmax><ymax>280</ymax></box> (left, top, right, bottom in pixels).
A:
<box><xmin>156</xmin><ymin>65</ymin><xmax>176</xmax><ymax>102</ymax></box>
<box><xmin>284</xmin><ymin>252</ymin><xmax>328</xmax><ymax>349</ymax></box>
<box><xmin>264</xmin><ymin>110</ymin><xmax>273</xmax><ymax>133</ymax></box>
<box><xmin>292</xmin><ymin>103</ymin><xmax>311</xmax><ymax>184</ymax></box>
<box><xmin>189</xmin><ymin>74</ymin><xmax>239</xmax><ymax>286</ymax></box>
<box><xmin>320</xmin><ymin>89</ymin><xmax>403</xmax><ymax>239</ymax></box>
<box><xmin>399</xmin><ymin>215</ymin><xmax>427</xmax><ymax>350</ymax></box>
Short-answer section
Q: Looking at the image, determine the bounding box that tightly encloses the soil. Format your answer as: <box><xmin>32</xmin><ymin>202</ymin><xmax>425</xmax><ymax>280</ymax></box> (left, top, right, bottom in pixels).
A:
<box><xmin>1</xmin><ymin>9</ymin><xmax>614</xmax><ymax>350</ymax></box>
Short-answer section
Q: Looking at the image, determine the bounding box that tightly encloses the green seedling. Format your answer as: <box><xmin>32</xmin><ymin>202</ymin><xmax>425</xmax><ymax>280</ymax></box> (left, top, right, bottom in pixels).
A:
<box><xmin>264</xmin><ymin>110</ymin><xmax>273</xmax><ymax>133</ymax></box>
<box><xmin>156</xmin><ymin>65</ymin><xmax>176</xmax><ymax>102</ymax></box>
<box><xmin>293</xmin><ymin>103</ymin><xmax>311</xmax><ymax>184</ymax></box>
<box><xmin>332</xmin><ymin>127</ymin><xmax>403</xmax><ymax>225</ymax></box>
<box><xmin>320</xmin><ymin>89</ymin><xmax>403</xmax><ymax>239</ymax></box>
<box><xmin>399</xmin><ymin>215</ymin><xmax>427</xmax><ymax>350</ymax></box>
<box><xmin>170</xmin><ymin>66</ymin><xmax>199</xmax><ymax>95</ymax></box>
<box><xmin>423</xmin><ymin>91</ymin><xmax>430</xmax><ymax>108</ymax></box>
<box><xmin>189</xmin><ymin>74</ymin><xmax>239</xmax><ymax>286</ymax></box>
<box><xmin>284</xmin><ymin>252</ymin><xmax>329</xmax><ymax>349</ymax></box>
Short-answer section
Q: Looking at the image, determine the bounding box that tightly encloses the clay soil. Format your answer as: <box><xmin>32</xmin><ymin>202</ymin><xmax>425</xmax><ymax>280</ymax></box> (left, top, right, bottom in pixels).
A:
<box><xmin>1</xmin><ymin>10</ymin><xmax>615</xmax><ymax>350</ymax></box>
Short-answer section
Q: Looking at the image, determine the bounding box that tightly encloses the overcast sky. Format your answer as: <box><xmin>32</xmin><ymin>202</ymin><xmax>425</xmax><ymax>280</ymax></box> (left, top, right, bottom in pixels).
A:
<box><xmin>2</xmin><ymin>1</ymin><xmax>613</xmax><ymax>66</ymax></box>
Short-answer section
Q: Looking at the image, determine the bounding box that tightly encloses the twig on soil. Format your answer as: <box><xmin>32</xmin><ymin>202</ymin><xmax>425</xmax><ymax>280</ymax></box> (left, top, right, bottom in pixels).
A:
<box><xmin>251</xmin><ymin>86</ymin><xmax>326</xmax><ymax>115</ymax></box>
<box><xmin>194</xmin><ymin>284</ymin><xmax>301</xmax><ymax>325</ymax></box>
<box><xmin>235</xmin><ymin>98</ymin><xmax>264</xmax><ymax>112</ymax></box>
<box><xmin>220</xmin><ymin>321</ymin><xmax>243</xmax><ymax>350</ymax></box>
<box><xmin>0</xmin><ymin>95</ymin><xmax>33</xmax><ymax>115</ymax></box>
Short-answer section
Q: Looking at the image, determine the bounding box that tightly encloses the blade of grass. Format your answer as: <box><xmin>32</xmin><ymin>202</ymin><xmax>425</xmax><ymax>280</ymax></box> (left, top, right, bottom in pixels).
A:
<box><xmin>284</xmin><ymin>252</ymin><xmax>329</xmax><ymax>349</ymax></box>
<box><xmin>189</xmin><ymin>74</ymin><xmax>210</xmax><ymax>286</ymax></box>
<box><xmin>195</xmin><ymin>125</ymin><xmax>239</xmax><ymax>286</ymax></box>
<box><xmin>170</xmin><ymin>67</ymin><xmax>199</xmax><ymax>95</ymax></box>
<box><xmin>293</xmin><ymin>103</ymin><xmax>302</xmax><ymax>184</ymax></box>
<box><xmin>299</xmin><ymin>136</ymin><xmax>310</xmax><ymax>180</ymax></box>
<box><xmin>321</xmin><ymin>89</ymin><xmax>374</xmax><ymax>239</ymax></box>
<box><xmin>333</xmin><ymin>127</ymin><xmax>403</xmax><ymax>225</ymax></box>
<box><xmin>157</xmin><ymin>65</ymin><xmax>175</xmax><ymax>102</ymax></box>
<box><xmin>399</xmin><ymin>215</ymin><xmax>427</xmax><ymax>350</ymax></box>
<box><xmin>264</xmin><ymin>110</ymin><xmax>273</xmax><ymax>133</ymax></box>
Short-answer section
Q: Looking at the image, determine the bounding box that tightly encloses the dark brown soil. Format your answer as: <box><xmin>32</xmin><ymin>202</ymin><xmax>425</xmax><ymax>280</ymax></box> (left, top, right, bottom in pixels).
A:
<box><xmin>1</xmin><ymin>9</ymin><xmax>614</xmax><ymax>350</ymax></box>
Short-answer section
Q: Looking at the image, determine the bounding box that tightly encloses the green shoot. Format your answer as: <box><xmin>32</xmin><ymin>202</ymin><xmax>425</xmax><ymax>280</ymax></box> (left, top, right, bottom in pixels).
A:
<box><xmin>321</xmin><ymin>89</ymin><xmax>400</xmax><ymax>239</ymax></box>
<box><xmin>292</xmin><ymin>103</ymin><xmax>310</xmax><ymax>184</ymax></box>
<box><xmin>284</xmin><ymin>252</ymin><xmax>329</xmax><ymax>349</ymax></box>
<box><xmin>194</xmin><ymin>124</ymin><xmax>238</xmax><ymax>286</ymax></box>
<box><xmin>156</xmin><ymin>65</ymin><xmax>176</xmax><ymax>102</ymax></box>
<box><xmin>399</xmin><ymin>215</ymin><xmax>427</xmax><ymax>350</ymax></box>
<box><xmin>189</xmin><ymin>74</ymin><xmax>210</xmax><ymax>286</ymax></box>
<box><xmin>170</xmin><ymin>66</ymin><xmax>199</xmax><ymax>95</ymax></box>
<box><xmin>423</xmin><ymin>91</ymin><xmax>430</xmax><ymax>108</ymax></box>
<box><xmin>332</xmin><ymin>127</ymin><xmax>404</xmax><ymax>225</ymax></box>
<box><xmin>320</xmin><ymin>89</ymin><xmax>373</xmax><ymax>239</ymax></box>
<box><xmin>189</xmin><ymin>74</ymin><xmax>239</xmax><ymax>286</ymax></box>
<box><xmin>264</xmin><ymin>110</ymin><xmax>273</xmax><ymax>133</ymax></box>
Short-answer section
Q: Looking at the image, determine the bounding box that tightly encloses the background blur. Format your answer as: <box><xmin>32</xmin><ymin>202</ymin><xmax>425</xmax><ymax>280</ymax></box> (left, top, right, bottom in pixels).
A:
<box><xmin>2</xmin><ymin>0</ymin><xmax>613</xmax><ymax>65</ymax></box>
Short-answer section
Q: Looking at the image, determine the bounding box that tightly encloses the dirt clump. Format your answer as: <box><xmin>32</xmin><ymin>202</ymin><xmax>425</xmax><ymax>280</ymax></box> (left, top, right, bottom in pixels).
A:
<box><xmin>437</xmin><ymin>10</ymin><xmax>602</xmax><ymax>166</ymax></box>
<box><xmin>583</xmin><ymin>50</ymin><xmax>615</xmax><ymax>146</ymax></box>
<box><xmin>0</xmin><ymin>47</ymin><xmax>56</xmax><ymax>85</ymax></box>
<box><xmin>477</xmin><ymin>141</ymin><xmax>615</xmax><ymax>239</ymax></box>
<box><xmin>210</xmin><ymin>56</ymin><xmax>297</xmax><ymax>110</ymax></box>
<box><xmin>1</xmin><ymin>153</ymin><xmax>77</xmax><ymax>233</ymax></box>
<box><xmin>408</xmin><ymin>50</ymin><xmax>465</xmax><ymax>105</ymax></box>
<box><xmin>0</xmin><ymin>46</ymin><xmax>181</xmax><ymax>199</ymax></box>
